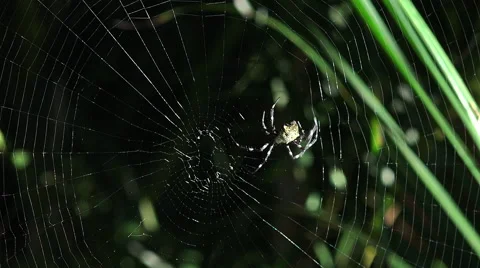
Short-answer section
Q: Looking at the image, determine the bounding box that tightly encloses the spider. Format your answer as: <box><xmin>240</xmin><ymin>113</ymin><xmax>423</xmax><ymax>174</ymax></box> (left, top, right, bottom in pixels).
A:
<box><xmin>228</xmin><ymin>98</ymin><xmax>319</xmax><ymax>173</ymax></box>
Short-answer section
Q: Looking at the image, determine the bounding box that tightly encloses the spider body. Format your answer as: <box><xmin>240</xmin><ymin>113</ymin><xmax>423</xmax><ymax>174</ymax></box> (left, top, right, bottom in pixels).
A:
<box><xmin>275</xmin><ymin>121</ymin><xmax>301</xmax><ymax>145</ymax></box>
<box><xmin>229</xmin><ymin>99</ymin><xmax>319</xmax><ymax>173</ymax></box>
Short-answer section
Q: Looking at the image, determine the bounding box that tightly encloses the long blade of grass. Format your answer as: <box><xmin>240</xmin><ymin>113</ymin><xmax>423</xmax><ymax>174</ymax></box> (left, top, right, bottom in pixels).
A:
<box><xmin>351</xmin><ymin>0</ymin><xmax>480</xmax><ymax>186</ymax></box>
<box><xmin>312</xmin><ymin>25</ymin><xmax>480</xmax><ymax>258</ymax></box>
<box><xmin>382</xmin><ymin>0</ymin><xmax>480</xmax><ymax>155</ymax></box>
<box><xmin>398</xmin><ymin>0</ymin><xmax>480</xmax><ymax>137</ymax></box>
<box><xmin>263</xmin><ymin>14</ymin><xmax>480</xmax><ymax>258</ymax></box>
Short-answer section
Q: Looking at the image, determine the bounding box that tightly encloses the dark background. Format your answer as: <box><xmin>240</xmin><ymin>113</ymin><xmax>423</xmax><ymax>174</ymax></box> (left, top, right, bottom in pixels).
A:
<box><xmin>1</xmin><ymin>0</ymin><xmax>480</xmax><ymax>267</ymax></box>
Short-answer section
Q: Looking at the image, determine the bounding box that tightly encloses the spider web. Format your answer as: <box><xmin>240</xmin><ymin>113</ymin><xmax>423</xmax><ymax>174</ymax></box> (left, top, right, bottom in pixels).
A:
<box><xmin>1</xmin><ymin>0</ymin><xmax>479</xmax><ymax>267</ymax></box>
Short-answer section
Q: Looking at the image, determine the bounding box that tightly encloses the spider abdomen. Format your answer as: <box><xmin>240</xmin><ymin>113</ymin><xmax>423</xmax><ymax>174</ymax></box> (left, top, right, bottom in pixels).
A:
<box><xmin>275</xmin><ymin>121</ymin><xmax>301</xmax><ymax>144</ymax></box>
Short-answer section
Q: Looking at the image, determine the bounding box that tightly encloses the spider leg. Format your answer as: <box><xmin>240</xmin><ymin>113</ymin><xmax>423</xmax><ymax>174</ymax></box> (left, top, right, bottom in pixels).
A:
<box><xmin>292</xmin><ymin>119</ymin><xmax>319</xmax><ymax>159</ymax></box>
<box><xmin>269</xmin><ymin>97</ymin><xmax>280</xmax><ymax>131</ymax></box>
<box><xmin>286</xmin><ymin>144</ymin><xmax>295</xmax><ymax>158</ymax></box>
<box><xmin>261</xmin><ymin>111</ymin><xmax>270</xmax><ymax>135</ymax></box>
<box><xmin>293</xmin><ymin>121</ymin><xmax>305</xmax><ymax>149</ymax></box>
<box><xmin>297</xmin><ymin>121</ymin><xmax>305</xmax><ymax>136</ymax></box>
<box><xmin>228</xmin><ymin>128</ymin><xmax>270</xmax><ymax>152</ymax></box>
<box><xmin>293</xmin><ymin>140</ymin><xmax>303</xmax><ymax>149</ymax></box>
<box><xmin>253</xmin><ymin>143</ymin><xmax>276</xmax><ymax>173</ymax></box>
<box><xmin>304</xmin><ymin>119</ymin><xmax>319</xmax><ymax>147</ymax></box>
